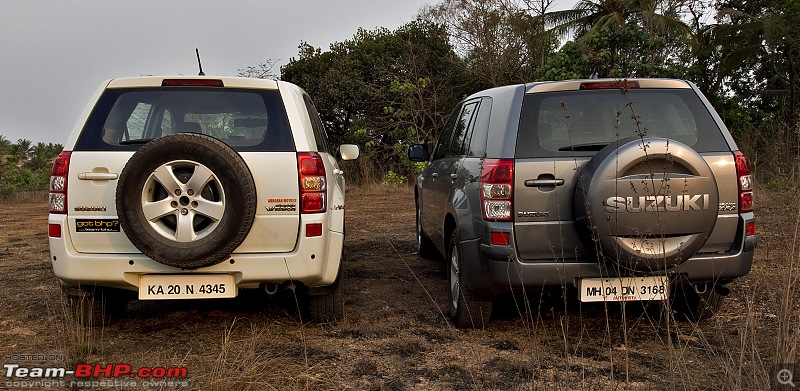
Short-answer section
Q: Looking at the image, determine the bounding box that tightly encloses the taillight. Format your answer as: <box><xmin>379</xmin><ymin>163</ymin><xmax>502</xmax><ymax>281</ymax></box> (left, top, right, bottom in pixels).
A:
<box><xmin>579</xmin><ymin>81</ymin><xmax>640</xmax><ymax>90</ymax></box>
<box><xmin>161</xmin><ymin>79</ymin><xmax>224</xmax><ymax>87</ymax></box>
<box><xmin>480</xmin><ymin>159</ymin><xmax>513</xmax><ymax>221</ymax></box>
<box><xmin>49</xmin><ymin>151</ymin><xmax>71</xmax><ymax>214</ymax></box>
<box><xmin>734</xmin><ymin>151</ymin><xmax>753</xmax><ymax>213</ymax></box>
<box><xmin>298</xmin><ymin>152</ymin><xmax>326</xmax><ymax>213</ymax></box>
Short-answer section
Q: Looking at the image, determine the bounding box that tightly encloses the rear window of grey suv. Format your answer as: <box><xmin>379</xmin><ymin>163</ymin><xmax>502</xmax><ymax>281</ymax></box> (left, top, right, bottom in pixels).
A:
<box><xmin>515</xmin><ymin>88</ymin><xmax>729</xmax><ymax>157</ymax></box>
<box><xmin>75</xmin><ymin>88</ymin><xmax>294</xmax><ymax>152</ymax></box>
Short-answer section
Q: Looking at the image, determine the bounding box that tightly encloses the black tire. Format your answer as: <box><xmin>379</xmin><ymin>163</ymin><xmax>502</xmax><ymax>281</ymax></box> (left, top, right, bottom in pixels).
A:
<box><xmin>447</xmin><ymin>230</ymin><xmax>493</xmax><ymax>328</ymax></box>
<box><xmin>671</xmin><ymin>282</ymin><xmax>725</xmax><ymax>322</ymax></box>
<box><xmin>416</xmin><ymin>197</ymin><xmax>438</xmax><ymax>260</ymax></box>
<box><xmin>308</xmin><ymin>267</ymin><xmax>344</xmax><ymax>324</ymax></box>
<box><xmin>116</xmin><ymin>133</ymin><xmax>257</xmax><ymax>269</ymax></box>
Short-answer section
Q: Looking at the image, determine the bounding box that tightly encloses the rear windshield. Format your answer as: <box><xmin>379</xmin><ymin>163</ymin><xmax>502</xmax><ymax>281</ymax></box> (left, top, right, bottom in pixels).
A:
<box><xmin>75</xmin><ymin>88</ymin><xmax>294</xmax><ymax>151</ymax></box>
<box><xmin>515</xmin><ymin>89</ymin><xmax>729</xmax><ymax>158</ymax></box>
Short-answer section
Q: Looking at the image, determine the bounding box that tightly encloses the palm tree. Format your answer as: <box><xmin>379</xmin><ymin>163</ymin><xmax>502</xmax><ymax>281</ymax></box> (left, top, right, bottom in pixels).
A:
<box><xmin>12</xmin><ymin>139</ymin><xmax>32</xmax><ymax>161</ymax></box>
<box><xmin>0</xmin><ymin>135</ymin><xmax>11</xmax><ymax>155</ymax></box>
<box><xmin>545</xmin><ymin>0</ymin><xmax>690</xmax><ymax>40</ymax></box>
<box><xmin>25</xmin><ymin>142</ymin><xmax>50</xmax><ymax>171</ymax></box>
<box><xmin>542</xmin><ymin>0</ymin><xmax>691</xmax><ymax>77</ymax></box>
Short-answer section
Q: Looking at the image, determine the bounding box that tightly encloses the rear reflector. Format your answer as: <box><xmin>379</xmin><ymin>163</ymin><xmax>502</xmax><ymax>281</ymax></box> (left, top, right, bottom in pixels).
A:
<box><xmin>490</xmin><ymin>232</ymin><xmax>509</xmax><ymax>246</ymax></box>
<box><xmin>745</xmin><ymin>222</ymin><xmax>756</xmax><ymax>237</ymax></box>
<box><xmin>49</xmin><ymin>223</ymin><xmax>61</xmax><ymax>238</ymax></box>
<box><xmin>161</xmin><ymin>79</ymin><xmax>224</xmax><ymax>87</ymax></box>
<box><xmin>306</xmin><ymin>223</ymin><xmax>322</xmax><ymax>237</ymax></box>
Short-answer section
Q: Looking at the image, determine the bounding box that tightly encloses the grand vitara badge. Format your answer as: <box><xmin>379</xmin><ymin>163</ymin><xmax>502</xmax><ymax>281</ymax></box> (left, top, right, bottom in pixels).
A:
<box><xmin>265</xmin><ymin>198</ymin><xmax>297</xmax><ymax>212</ymax></box>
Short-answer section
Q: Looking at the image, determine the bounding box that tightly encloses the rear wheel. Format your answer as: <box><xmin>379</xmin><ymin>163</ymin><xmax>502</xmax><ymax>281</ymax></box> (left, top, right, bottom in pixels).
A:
<box><xmin>63</xmin><ymin>287</ymin><xmax>130</xmax><ymax>327</ymax></box>
<box><xmin>307</xmin><ymin>267</ymin><xmax>344</xmax><ymax>324</ymax></box>
<box><xmin>416</xmin><ymin>197</ymin><xmax>437</xmax><ymax>260</ymax></box>
<box><xmin>672</xmin><ymin>282</ymin><xmax>725</xmax><ymax>322</ymax></box>
<box><xmin>447</xmin><ymin>230</ymin><xmax>492</xmax><ymax>328</ymax></box>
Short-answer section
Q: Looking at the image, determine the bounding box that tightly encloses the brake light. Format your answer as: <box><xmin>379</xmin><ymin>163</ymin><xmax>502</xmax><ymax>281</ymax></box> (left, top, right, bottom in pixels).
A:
<box><xmin>734</xmin><ymin>151</ymin><xmax>753</xmax><ymax>213</ymax></box>
<box><xmin>579</xmin><ymin>81</ymin><xmax>640</xmax><ymax>90</ymax></box>
<box><xmin>480</xmin><ymin>159</ymin><xmax>513</xmax><ymax>221</ymax></box>
<box><xmin>161</xmin><ymin>79</ymin><xmax>224</xmax><ymax>87</ymax></box>
<box><xmin>49</xmin><ymin>152</ymin><xmax>71</xmax><ymax>214</ymax></box>
<box><xmin>298</xmin><ymin>152</ymin><xmax>326</xmax><ymax>213</ymax></box>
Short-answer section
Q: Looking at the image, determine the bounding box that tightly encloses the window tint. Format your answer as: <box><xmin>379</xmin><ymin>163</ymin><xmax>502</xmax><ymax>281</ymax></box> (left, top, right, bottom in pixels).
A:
<box><xmin>450</xmin><ymin>101</ymin><xmax>479</xmax><ymax>156</ymax></box>
<box><xmin>466</xmin><ymin>97</ymin><xmax>492</xmax><ymax>157</ymax></box>
<box><xmin>515</xmin><ymin>89</ymin><xmax>729</xmax><ymax>157</ymax></box>
<box><xmin>432</xmin><ymin>107</ymin><xmax>460</xmax><ymax>160</ymax></box>
<box><xmin>76</xmin><ymin>88</ymin><xmax>295</xmax><ymax>152</ymax></box>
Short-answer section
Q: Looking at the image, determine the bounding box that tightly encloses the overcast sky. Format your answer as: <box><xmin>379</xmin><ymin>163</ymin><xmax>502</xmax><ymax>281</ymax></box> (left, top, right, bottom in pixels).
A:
<box><xmin>0</xmin><ymin>0</ymin><xmax>573</xmax><ymax>145</ymax></box>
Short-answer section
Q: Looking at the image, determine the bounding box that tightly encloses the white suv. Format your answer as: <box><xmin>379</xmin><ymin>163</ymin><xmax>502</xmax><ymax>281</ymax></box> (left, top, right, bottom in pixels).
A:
<box><xmin>48</xmin><ymin>76</ymin><xmax>358</xmax><ymax>325</ymax></box>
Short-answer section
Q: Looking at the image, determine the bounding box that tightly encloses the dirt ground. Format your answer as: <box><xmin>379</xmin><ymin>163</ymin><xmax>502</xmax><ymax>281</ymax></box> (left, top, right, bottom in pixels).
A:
<box><xmin>1</xmin><ymin>186</ymin><xmax>798</xmax><ymax>390</ymax></box>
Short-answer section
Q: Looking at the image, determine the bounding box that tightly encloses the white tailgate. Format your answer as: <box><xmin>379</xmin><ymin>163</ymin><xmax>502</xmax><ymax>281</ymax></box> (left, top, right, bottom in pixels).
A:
<box><xmin>67</xmin><ymin>151</ymin><xmax>300</xmax><ymax>254</ymax></box>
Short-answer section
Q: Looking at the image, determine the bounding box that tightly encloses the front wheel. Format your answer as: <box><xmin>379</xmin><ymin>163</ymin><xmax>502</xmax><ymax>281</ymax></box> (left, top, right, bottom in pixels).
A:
<box><xmin>447</xmin><ymin>230</ymin><xmax>492</xmax><ymax>328</ymax></box>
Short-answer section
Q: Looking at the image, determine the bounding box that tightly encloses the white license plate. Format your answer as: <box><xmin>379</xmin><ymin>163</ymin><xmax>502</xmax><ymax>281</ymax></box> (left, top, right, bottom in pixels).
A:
<box><xmin>139</xmin><ymin>274</ymin><xmax>237</xmax><ymax>300</ymax></box>
<box><xmin>579</xmin><ymin>276</ymin><xmax>668</xmax><ymax>302</ymax></box>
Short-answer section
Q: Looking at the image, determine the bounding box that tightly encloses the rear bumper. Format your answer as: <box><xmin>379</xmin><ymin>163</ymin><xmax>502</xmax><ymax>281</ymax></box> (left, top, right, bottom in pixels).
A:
<box><xmin>49</xmin><ymin>215</ymin><xmax>343</xmax><ymax>293</ymax></box>
<box><xmin>462</xmin><ymin>220</ymin><xmax>757</xmax><ymax>296</ymax></box>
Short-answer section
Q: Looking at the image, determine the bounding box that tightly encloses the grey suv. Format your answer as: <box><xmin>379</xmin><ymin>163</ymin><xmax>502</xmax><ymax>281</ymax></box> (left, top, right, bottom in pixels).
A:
<box><xmin>409</xmin><ymin>79</ymin><xmax>756</xmax><ymax>328</ymax></box>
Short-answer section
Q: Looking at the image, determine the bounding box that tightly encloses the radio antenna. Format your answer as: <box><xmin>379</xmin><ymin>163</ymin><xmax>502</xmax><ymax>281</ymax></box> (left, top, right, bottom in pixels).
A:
<box><xmin>196</xmin><ymin>48</ymin><xmax>205</xmax><ymax>76</ymax></box>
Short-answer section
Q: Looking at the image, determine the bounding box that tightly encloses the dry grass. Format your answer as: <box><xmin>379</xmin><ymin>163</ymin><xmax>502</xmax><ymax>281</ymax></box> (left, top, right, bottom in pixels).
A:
<box><xmin>0</xmin><ymin>185</ymin><xmax>797</xmax><ymax>389</ymax></box>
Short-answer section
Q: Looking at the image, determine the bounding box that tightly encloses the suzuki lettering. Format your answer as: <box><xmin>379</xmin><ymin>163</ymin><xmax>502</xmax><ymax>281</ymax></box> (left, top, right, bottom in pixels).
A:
<box><xmin>604</xmin><ymin>194</ymin><xmax>711</xmax><ymax>213</ymax></box>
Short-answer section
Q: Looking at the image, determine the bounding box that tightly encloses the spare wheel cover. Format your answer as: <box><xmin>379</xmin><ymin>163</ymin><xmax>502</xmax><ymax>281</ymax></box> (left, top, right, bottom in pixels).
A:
<box><xmin>116</xmin><ymin>133</ymin><xmax>257</xmax><ymax>269</ymax></box>
<box><xmin>574</xmin><ymin>137</ymin><xmax>718</xmax><ymax>272</ymax></box>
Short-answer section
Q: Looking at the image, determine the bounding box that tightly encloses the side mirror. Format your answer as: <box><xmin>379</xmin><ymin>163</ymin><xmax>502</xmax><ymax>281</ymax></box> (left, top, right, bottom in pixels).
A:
<box><xmin>339</xmin><ymin>144</ymin><xmax>360</xmax><ymax>161</ymax></box>
<box><xmin>408</xmin><ymin>143</ymin><xmax>428</xmax><ymax>162</ymax></box>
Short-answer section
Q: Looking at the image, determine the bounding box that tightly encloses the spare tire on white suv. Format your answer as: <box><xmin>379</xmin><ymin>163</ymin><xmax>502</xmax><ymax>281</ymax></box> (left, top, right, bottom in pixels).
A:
<box><xmin>409</xmin><ymin>79</ymin><xmax>756</xmax><ymax>328</ymax></box>
<box><xmin>48</xmin><ymin>76</ymin><xmax>358</xmax><ymax>326</ymax></box>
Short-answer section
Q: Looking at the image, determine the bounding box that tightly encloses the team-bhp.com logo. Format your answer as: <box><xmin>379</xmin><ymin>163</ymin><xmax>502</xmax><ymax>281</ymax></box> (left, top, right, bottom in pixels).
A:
<box><xmin>4</xmin><ymin>363</ymin><xmax>189</xmax><ymax>388</ymax></box>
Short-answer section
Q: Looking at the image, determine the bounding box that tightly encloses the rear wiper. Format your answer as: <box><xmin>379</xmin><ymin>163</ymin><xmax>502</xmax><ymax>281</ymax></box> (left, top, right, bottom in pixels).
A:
<box><xmin>558</xmin><ymin>142</ymin><xmax>610</xmax><ymax>151</ymax></box>
<box><xmin>119</xmin><ymin>138</ymin><xmax>155</xmax><ymax>145</ymax></box>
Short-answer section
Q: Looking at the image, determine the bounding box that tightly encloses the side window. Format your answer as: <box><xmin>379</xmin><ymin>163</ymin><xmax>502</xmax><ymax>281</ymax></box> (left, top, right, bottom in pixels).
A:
<box><xmin>303</xmin><ymin>95</ymin><xmax>330</xmax><ymax>154</ymax></box>
<box><xmin>432</xmin><ymin>106</ymin><xmax>460</xmax><ymax>160</ymax></box>
<box><xmin>450</xmin><ymin>101</ymin><xmax>479</xmax><ymax>156</ymax></box>
<box><xmin>467</xmin><ymin>97</ymin><xmax>492</xmax><ymax>157</ymax></box>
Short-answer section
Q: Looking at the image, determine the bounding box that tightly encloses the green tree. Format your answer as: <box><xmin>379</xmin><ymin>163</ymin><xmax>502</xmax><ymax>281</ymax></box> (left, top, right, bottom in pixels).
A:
<box><xmin>421</xmin><ymin>0</ymin><xmax>558</xmax><ymax>86</ymax></box>
<box><xmin>281</xmin><ymin>20</ymin><xmax>474</xmax><ymax>181</ymax></box>
<box><xmin>716</xmin><ymin>0</ymin><xmax>800</xmax><ymax>121</ymax></box>
<box><xmin>543</xmin><ymin>0</ymin><xmax>691</xmax><ymax>78</ymax></box>
<box><xmin>11</xmin><ymin>139</ymin><xmax>32</xmax><ymax>161</ymax></box>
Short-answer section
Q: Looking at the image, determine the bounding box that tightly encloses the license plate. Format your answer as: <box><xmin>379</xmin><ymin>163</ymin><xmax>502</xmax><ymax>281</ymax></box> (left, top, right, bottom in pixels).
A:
<box><xmin>139</xmin><ymin>274</ymin><xmax>237</xmax><ymax>300</ymax></box>
<box><xmin>579</xmin><ymin>276</ymin><xmax>668</xmax><ymax>302</ymax></box>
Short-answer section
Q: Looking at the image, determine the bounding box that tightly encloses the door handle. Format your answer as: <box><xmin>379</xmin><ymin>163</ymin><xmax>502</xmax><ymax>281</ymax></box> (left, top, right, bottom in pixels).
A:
<box><xmin>524</xmin><ymin>179</ymin><xmax>564</xmax><ymax>187</ymax></box>
<box><xmin>78</xmin><ymin>172</ymin><xmax>119</xmax><ymax>181</ymax></box>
